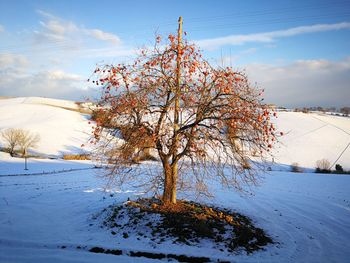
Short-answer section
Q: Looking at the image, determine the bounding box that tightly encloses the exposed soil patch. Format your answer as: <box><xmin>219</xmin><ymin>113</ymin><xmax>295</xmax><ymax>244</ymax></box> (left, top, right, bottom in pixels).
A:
<box><xmin>89</xmin><ymin>246</ymin><xmax>216</xmax><ymax>262</ymax></box>
<box><xmin>102</xmin><ymin>198</ymin><xmax>273</xmax><ymax>254</ymax></box>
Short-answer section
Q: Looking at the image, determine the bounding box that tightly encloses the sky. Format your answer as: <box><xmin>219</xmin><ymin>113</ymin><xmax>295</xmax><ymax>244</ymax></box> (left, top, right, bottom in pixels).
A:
<box><xmin>0</xmin><ymin>0</ymin><xmax>349</xmax><ymax>108</ymax></box>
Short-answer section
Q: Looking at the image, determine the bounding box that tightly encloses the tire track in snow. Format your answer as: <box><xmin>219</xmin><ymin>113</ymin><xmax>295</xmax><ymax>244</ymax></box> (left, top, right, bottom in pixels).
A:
<box><xmin>217</xmin><ymin>183</ymin><xmax>350</xmax><ymax>263</ymax></box>
<box><xmin>310</xmin><ymin>115</ymin><xmax>350</xmax><ymax>167</ymax></box>
<box><xmin>286</xmin><ymin>124</ymin><xmax>328</xmax><ymax>142</ymax></box>
<box><xmin>0</xmin><ymin>167</ymin><xmax>98</xmax><ymax>177</ymax></box>
<box><xmin>311</xmin><ymin>115</ymin><xmax>350</xmax><ymax>136</ymax></box>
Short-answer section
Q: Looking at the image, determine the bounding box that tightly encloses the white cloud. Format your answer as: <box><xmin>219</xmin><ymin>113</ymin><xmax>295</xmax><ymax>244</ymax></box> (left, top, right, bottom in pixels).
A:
<box><xmin>0</xmin><ymin>54</ymin><xmax>28</xmax><ymax>68</ymax></box>
<box><xmin>196</xmin><ymin>22</ymin><xmax>350</xmax><ymax>50</ymax></box>
<box><xmin>0</xmin><ymin>25</ymin><xmax>4</xmax><ymax>32</ymax></box>
<box><xmin>0</xmin><ymin>9</ymin><xmax>130</xmax><ymax>101</ymax></box>
<box><xmin>244</xmin><ymin>58</ymin><xmax>350</xmax><ymax>107</ymax></box>
<box><xmin>0</xmin><ymin>68</ymin><xmax>96</xmax><ymax>100</ymax></box>
<box><xmin>45</xmin><ymin>70</ymin><xmax>82</xmax><ymax>81</ymax></box>
<box><xmin>35</xmin><ymin>10</ymin><xmax>121</xmax><ymax>45</ymax></box>
<box><xmin>216</xmin><ymin>48</ymin><xmax>258</xmax><ymax>66</ymax></box>
<box><xmin>40</xmin><ymin>19</ymin><xmax>77</xmax><ymax>35</ymax></box>
<box><xmin>1</xmin><ymin>55</ymin><xmax>349</xmax><ymax>107</ymax></box>
<box><xmin>36</xmin><ymin>9</ymin><xmax>55</xmax><ymax>19</ymax></box>
<box><xmin>84</xmin><ymin>29</ymin><xmax>121</xmax><ymax>44</ymax></box>
<box><xmin>75</xmin><ymin>46</ymin><xmax>135</xmax><ymax>59</ymax></box>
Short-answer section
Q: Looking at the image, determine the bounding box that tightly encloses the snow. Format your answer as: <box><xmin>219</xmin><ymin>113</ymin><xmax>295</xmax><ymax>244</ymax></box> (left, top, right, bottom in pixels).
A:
<box><xmin>1</xmin><ymin>97</ymin><xmax>349</xmax><ymax>168</ymax></box>
<box><xmin>272</xmin><ymin>111</ymin><xmax>350</xmax><ymax>170</ymax></box>
<box><xmin>21</xmin><ymin>97</ymin><xmax>79</xmax><ymax>110</ymax></box>
<box><xmin>214</xmin><ymin>172</ymin><xmax>350</xmax><ymax>262</ymax></box>
<box><xmin>0</xmin><ymin>97</ymin><xmax>350</xmax><ymax>262</ymax></box>
<box><xmin>0</xmin><ymin>159</ymin><xmax>161</xmax><ymax>262</ymax></box>
<box><xmin>1</xmin><ymin>160</ymin><xmax>349</xmax><ymax>262</ymax></box>
<box><xmin>0</xmin><ymin>97</ymin><xmax>93</xmax><ymax>157</ymax></box>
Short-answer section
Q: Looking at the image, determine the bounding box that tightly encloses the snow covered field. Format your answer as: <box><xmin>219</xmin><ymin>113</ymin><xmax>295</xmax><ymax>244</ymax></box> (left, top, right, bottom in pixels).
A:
<box><xmin>273</xmin><ymin>111</ymin><xmax>350</xmax><ymax>170</ymax></box>
<box><xmin>1</xmin><ymin>97</ymin><xmax>350</xmax><ymax>262</ymax></box>
<box><xmin>1</xmin><ymin>161</ymin><xmax>349</xmax><ymax>262</ymax></box>
<box><xmin>0</xmin><ymin>97</ymin><xmax>92</xmax><ymax>157</ymax></box>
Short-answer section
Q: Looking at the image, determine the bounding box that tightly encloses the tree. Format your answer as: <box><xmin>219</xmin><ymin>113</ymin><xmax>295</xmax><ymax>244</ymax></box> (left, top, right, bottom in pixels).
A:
<box><xmin>18</xmin><ymin>130</ymin><xmax>40</xmax><ymax>157</ymax></box>
<box><xmin>335</xmin><ymin>164</ymin><xmax>343</xmax><ymax>173</ymax></box>
<box><xmin>89</xmin><ymin>18</ymin><xmax>278</xmax><ymax>205</ymax></box>
<box><xmin>1</xmin><ymin>128</ymin><xmax>22</xmax><ymax>156</ymax></box>
<box><xmin>17</xmin><ymin>130</ymin><xmax>40</xmax><ymax>170</ymax></box>
<box><xmin>340</xmin><ymin>107</ymin><xmax>350</xmax><ymax>116</ymax></box>
<box><xmin>315</xmin><ymin>159</ymin><xmax>331</xmax><ymax>173</ymax></box>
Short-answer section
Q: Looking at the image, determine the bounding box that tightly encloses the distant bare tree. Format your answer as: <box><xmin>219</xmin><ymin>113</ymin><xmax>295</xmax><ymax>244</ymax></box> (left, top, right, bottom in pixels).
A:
<box><xmin>315</xmin><ymin>159</ymin><xmax>331</xmax><ymax>173</ymax></box>
<box><xmin>17</xmin><ymin>130</ymin><xmax>40</xmax><ymax>170</ymax></box>
<box><xmin>290</xmin><ymin>162</ymin><xmax>303</xmax><ymax>173</ymax></box>
<box><xmin>18</xmin><ymin>130</ymin><xmax>40</xmax><ymax>157</ymax></box>
<box><xmin>340</xmin><ymin>107</ymin><xmax>350</xmax><ymax>116</ymax></box>
<box><xmin>1</xmin><ymin>128</ymin><xmax>22</xmax><ymax>156</ymax></box>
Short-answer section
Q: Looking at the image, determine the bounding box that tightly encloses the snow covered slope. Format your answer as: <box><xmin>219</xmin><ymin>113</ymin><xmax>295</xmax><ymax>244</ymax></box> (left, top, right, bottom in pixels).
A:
<box><xmin>0</xmin><ymin>97</ymin><xmax>92</xmax><ymax>157</ymax></box>
<box><xmin>0</xmin><ymin>97</ymin><xmax>349</xmax><ymax>169</ymax></box>
<box><xmin>273</xmin><ymin>111</ymin><xmax>350</xmax><ymax>170</ymax></box>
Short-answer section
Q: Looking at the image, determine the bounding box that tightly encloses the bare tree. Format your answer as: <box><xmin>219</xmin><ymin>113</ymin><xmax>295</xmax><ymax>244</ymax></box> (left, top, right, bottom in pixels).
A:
<box><xmin>89</xmin><ymin>21</ymin><xmax>279</xmax><ymax>205</ymax></box>
<box><xmin>315</xmin><ymin>159</ymin><xmax>331</xmax><ymax>173</ymax></box>
<box><xmin>1</xmin><ymin>128</ymin><xmax>22</xmax><ymax>156</ymax></box>
<box><xmin>18</xmin><ymin>130</ymin><xmax>40</xmax><ymax>157</ymax></box>
<box><xmin>340</xmin><ymin>107</ymin><xmax>350</xmax><ymax>116</ymax></box>
<box><xmin>14</xmin><ymin>129</ymin><xmax>40</xmax><ymax>170</ymax></box>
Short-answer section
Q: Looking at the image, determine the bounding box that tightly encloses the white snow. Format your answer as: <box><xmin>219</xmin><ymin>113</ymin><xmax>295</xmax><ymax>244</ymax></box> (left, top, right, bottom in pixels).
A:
<box><xmin>0</xmin><ymin>97</ymin><xmax>350</xmax><ymax>262</ymax></box>
<box><xmin>272</xmin><ymin>111</ymin><xmax>350</xmax><ymax>170</ymax></box>
<box><xmin>1</xmin><ymin>161</ymin><xmax>349</xmax><ymax>262</ymax></box>
<box><xmin>0</xmin><ymin>97</ymin><xmax>93</xmax><ymax>157</ymax></box>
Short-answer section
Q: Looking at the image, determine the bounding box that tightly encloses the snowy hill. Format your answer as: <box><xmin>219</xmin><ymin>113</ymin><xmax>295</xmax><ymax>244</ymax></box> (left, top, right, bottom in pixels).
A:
<box><xmin>273</xmin><ymin>111</ymin><xmax>350</xmax><ymax>170</ymax></box>
<box><xmin>0</xmin><ymin>97</ymin><xmax>92</xmax><ymax>157</ymax></box>
<box><xmin>1</xmin><ymin>97</ymin><xmax>349</xmax><ymax>169</ymax></box>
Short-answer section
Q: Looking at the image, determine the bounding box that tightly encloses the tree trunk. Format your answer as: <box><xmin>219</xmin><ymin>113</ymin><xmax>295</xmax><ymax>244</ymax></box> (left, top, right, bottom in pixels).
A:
<box><xmin>162</xmin><ymin>159</ymin><xmax>178</xmax><ymax>205</ymax></box>
<box><xmin>171</xmin><ymin>161</ymin><xmax>178</xmax><ymax>204</ymax></box>
<box><xmin>162</xmin><ymin>16</ymin><xmax>182</xmax><ymax>206</ymax></box>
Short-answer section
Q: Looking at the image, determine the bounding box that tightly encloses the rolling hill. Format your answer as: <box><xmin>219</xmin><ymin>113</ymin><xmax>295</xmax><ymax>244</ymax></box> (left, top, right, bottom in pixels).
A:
<box><xmin>0</xmin><ymin>96</ymin><xmax>349</xmax><ymax>169</ymax></box>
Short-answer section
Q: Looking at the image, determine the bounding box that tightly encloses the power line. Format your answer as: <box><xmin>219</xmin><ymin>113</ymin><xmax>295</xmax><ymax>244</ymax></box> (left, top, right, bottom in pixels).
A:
<box><xmin>146</xmin><ymin>0</ymin><xmax>350</xmax><ymax>26</ymax></box>
<box><xmin>1</xmin><ymin>12</ymin><xmax>349</xmax><ymax>55</ymax></box>
<box><xmin>331</xmin><ymin>142</ymin><xmax>350</xmax><ymax>169</ymax></box>
<box><xmin>188</xmin><ymin>13</ymin><xmax>350</xmax><ymax>31</ymax></box>
<box><xmin>0</xmin><ymin>2</ymin><xmax>349</xmax><ymax>54</ymax></box>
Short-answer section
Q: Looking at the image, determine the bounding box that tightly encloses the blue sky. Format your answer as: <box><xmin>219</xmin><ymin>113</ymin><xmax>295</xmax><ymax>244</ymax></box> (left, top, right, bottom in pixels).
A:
<box><xmin>0</xmin><ymin>0</ymin><xmax>349</xmax><ymax>107</ymax></box>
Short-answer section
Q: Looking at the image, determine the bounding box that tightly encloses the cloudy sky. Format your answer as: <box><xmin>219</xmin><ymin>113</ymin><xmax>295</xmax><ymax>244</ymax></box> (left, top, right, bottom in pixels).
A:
<box><xmin>0</xmin><ymin>0</ymin><xmax>349</xmax><ymax>108</ymax></box>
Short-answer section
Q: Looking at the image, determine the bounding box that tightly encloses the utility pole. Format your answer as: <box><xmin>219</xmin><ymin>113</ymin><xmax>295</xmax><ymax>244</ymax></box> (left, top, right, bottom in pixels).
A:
<box><xmin>173</xmin><ymin>16</ymin><xmax>182</xmax><ymax>146</ymax></box>
<box><xmin>174</xmin><ymin>16</ymin><xmax>182</xmax><ymax>132</ymax></box>
<box><xmin>24</xmin><ymin>148</ymin><xmax>28</xmax><ymax>170</ymax></box>
<box><xmin>171</xmin><ymin>16</ymin><xmax>183</xmax><ymax>204</ymax></box>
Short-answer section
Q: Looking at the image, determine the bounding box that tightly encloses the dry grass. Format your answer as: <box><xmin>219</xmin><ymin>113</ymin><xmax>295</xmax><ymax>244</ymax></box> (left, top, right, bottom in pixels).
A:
<box><xmin>63</xmin><ymin>154</ymin><xmax>91</xmax><ymax>160</ymax></box>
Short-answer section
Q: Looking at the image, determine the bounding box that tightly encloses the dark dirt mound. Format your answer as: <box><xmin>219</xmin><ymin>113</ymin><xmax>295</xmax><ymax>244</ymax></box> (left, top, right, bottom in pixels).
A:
<box><xmin>102</xmin><ymin>198</ymin><xmax>273</xmax><ymax>254</ymax></box>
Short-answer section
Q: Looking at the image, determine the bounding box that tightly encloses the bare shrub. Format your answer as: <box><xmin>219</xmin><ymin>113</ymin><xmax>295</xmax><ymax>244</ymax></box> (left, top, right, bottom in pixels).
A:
<box><xmin>291</xmin><ymin>162</ymin><xmax>303</xmax><ymax>173</ymax></box>
<box><xmin>17</xmin><ymin>130</ymin><xmax>40</xmax><ymax>157</ymax></box>
<box><xmin>315</xmin><ymin>159</ymin><xmax>331</xmax><ymax>173</ymax></box>
<box><xmin>1</xmin><ymin>128</ymin><xmax>22</xmax><ymax>156</ymax></box>
<box><xmin>340</xmin><ymin>107</ymin><xmax>350</xmax><ymax>116</ymax></box>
